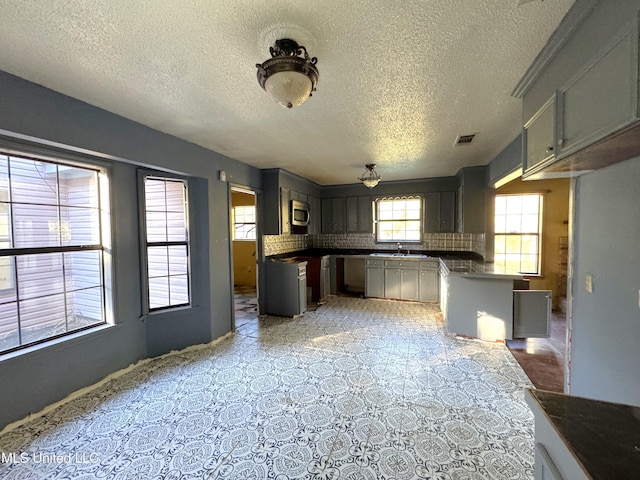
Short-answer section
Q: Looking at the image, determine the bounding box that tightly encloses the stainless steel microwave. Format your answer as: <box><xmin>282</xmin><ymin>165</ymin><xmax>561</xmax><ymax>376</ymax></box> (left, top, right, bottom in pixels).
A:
<box><xmin>291</xmin><ymin>200</ymin><xmax>310</xmax><ymax>226</ymax></box>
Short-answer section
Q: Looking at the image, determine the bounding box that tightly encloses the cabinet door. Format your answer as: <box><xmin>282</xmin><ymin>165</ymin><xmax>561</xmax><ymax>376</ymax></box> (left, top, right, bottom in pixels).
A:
<box><xmin>419</xmin><ymin>269</ymin><xmax>438</xmax><ymax>302</ymax></box>
<box><xmin>365</xmin><ymin>267</ymin><xmax>384</xmax><ymax>297</ymax></box>
<box><xmin>524</xmin><ymin>96</ymin><xmax>556</xmax><ymax>173</ymax></box>
<box><xmin>332</xmin><ymin>198</ymin><xmax>346</xmax><ymax>233</ymax></box>
<box><xmin>321</xmin><ymin>198</ymin><xmax>333</xmax><ymax>233</ymax></box>
<box><xmin>401</xmin><ymin>269</ymin><xmax>419</xmax><ymax>301</ymax></box>
<box><xmin>280</xmin><ymin>187</ymin><xmax>290</xmax><ymax>234</ymax></box>
<box><xmin>559</xmin><ymin>29</ymin><xmax>636</xmax><ymax>157</ymax></box>
<box><xmin>307</xmin><ymin>196</ymin><xmax>321</xmax><ymax>234</ymax></box>
<box><xmin>346</xmin><ymin>197</ymin><xmax>359</xmax><ymax>233</ymax></box>
<box><xmin>384</xmin><ymin>268</ymin><xmax>402</xmax><ymax>299</ymax></box>
<box><xmin>425</xmin><ymin>192</ymin><xmax>441</xmax><ymax>233</ymax></box>
<box><xmin>440</xmin><ymin>191</ymin><xmax>455</xmax><ymax>233</ymax></box>
<box><xmin>357</xmin><ymin>196</ymin><xmax>372</xmax><ymax>233</ymax></box>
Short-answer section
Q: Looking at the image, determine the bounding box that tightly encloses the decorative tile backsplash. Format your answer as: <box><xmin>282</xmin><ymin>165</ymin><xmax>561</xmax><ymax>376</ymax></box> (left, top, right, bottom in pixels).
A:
<box><xmin>263</xmin><ymin>234</ymin><xmax>310</xmax><ymax>256</ymax></box>
<box><xmin>264</xmin><ymin>232</ymin><xmax>486</xmax><ymax>258</ymax></box>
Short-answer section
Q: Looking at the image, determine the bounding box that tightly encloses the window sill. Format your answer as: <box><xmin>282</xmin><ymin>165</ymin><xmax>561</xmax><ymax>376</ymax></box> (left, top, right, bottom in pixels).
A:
<box><xmin>0</xmin><ymin>323</ymin><xmax>117</xmax><ymax>363</ymax></box>
<box><xmin>144</xmin><ymin>304</ymin><xmax>199</xmax><ymax>320</ymax></box>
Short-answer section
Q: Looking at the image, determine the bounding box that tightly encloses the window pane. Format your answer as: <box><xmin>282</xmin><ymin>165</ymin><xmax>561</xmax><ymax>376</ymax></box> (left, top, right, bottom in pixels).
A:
<box><xmin>61</xmin><ymin>206</ymin><xmax>100</xmax><ymax>245</ymax></box>
<box><xmin>0</xmin><ymin>301</ymin><xmax>19</xmax><ymax>352</ymax></box>
<box><xmin>495</xmin><ymin>196</ymin><xmax>506</xmax><ymax>215</ymax></box>
<box><xmin>58</xmin><ymin>166</ymin><xmax>98</xmax><ymax>208</ymax></box>
<box><xmin>494</xmin><ymin>235</ymin><xmax>506</xmax><ymax>255</ymax></box>
<box><xmin>495</xmin><ymin>214</ymin><xmax>506</xmax><ymax>233</ymax></box>
<box><xmin>20</xmin><ymin>293</ymin><xmax>66</xmax><ymax>345</ymax></box>
<box><xmin>149</xmin><ymin>277</ymin><xmax>169</xmax><ymax>310</ymax></box>
<box><xmin>168</xmin><ymin>246</ymin><xmax>188</xmax><ymax>276</ymax></box>
<box><xmin>9</xmin><ymin>158</ymin><xmax>58</xmax><ymax>205</ymax></box>
<box><xmin>520</xmin><ymin>255</ymin><xmax>539</xmax><ymax>274</ymax></box>
<box><xmin>17</xmin><ymin>253</ymin><xmax>65</xmax><ymax>300</ymax></box>
<box><xmin>521</xmin><ymin>214</ymin><xmax>539</xmax><ymax>233</ymax></box>
<box><xmin>169</xmin><ymin>275</ymin><xmax>189</xmax><ymax>305</ymax></box>
<box><xmin>64</xmin><ymin>250</ymin><xmax>102</xmax><ymax>291</ymax></box>
<box><xmin>505</xmin><ymin>196</ymin><xmax>522</xmax><ymax>215</ymax></box>
<box><xmin>146</xmin><ymin>210</ymin><xmax>168</xmax><ymax>242</ymax></box>
<box><xmin>148</xmin><ymin>246</ymin><xmax>169</xmax><ymax>278</ymax></box>
<box><xmin>521</xmin><ymin>195</ymin><xmax>540</xmax><ymax>214</ymax></box>
<box><xmin>165</xmin><ymin>181</ymin><xmax>186</xmax><ymax>212</ymax></box>
<box><xmin>166</xmin><ymin>211</ymin><xmax>187</xmax><ymax>242</ymax></box>
<box><xmin>12</xmin><ymin>203</ymin><xmax>60</xmax><ymax>247</ymax></box>
<box><xmin>505</xmin><ymin>214</ymin><xmax>521</xmax><ymax>233</ymax></box>
<box><xmin>145</xmin><ymin>179</ymin><xmax>166</xmax><ymax>210</ymax></box>
<box><xmin>67</xmin><ymin>287</ymin><xmax>103</xmax><ymax>329</ymax></box>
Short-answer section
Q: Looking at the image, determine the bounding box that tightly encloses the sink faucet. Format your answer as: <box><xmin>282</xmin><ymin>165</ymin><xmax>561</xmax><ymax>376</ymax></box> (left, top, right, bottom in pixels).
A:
<box><xmin>397</xmin><ymin>243</ymin><xmax>402</xmax><ymax>254</ymax></box>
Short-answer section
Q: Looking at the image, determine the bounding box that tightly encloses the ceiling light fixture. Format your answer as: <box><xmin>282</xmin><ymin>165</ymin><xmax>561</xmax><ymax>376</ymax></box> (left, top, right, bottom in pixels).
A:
<box><xmin>358</xmin><ymin>164</ymin><xmax>381</xmax><ymax>189</ymax></box>
<box><xmin>256</xmin><ymin>38</ymin><xmax>319</xmax><ymax>109</ymax></box>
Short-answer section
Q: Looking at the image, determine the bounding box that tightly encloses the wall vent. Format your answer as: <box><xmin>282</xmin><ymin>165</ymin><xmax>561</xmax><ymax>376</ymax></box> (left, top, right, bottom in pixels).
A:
<box><xmin>455</xmin><ymin>134</ymin><xmax>476</xmax><ymax>146</ymax></box>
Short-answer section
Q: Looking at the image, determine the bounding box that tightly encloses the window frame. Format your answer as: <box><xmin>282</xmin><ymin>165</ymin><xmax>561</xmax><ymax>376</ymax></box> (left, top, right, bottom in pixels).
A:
<box><xmin>374</xmin><ymin>195</ymin><xmax>424</xmax><ymax>244</ymax></box>
<box><xmin>0</xmin><ymin>146</ymin><xmax>111</xmax><ymax>355</ymax></box>
<box><xmin>139</xmin><ymin>171</ymin><xmax>192</xmax><ymax>314</ymax></box>
<box><xmin>494</xmin><ymin>193</ymin><xmax>544</xmax><ymax>276</ymax></box>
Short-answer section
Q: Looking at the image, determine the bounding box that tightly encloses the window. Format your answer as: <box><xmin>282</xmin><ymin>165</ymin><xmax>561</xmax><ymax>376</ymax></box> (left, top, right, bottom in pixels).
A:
<box><xmin>143</xmin><ymin>177</ymin><xmax>190</xmax><ymax>310</ymax></box>
<box><xmin>233</xmin><ymin>205</ymin><xmax>256</xmax><ymax>240</ymax></box>
<box><xmin>376</xmin><ymin>196</ymin><xmax>422</xmax><ymax>242</ymax></box>
<box><xmin>494</xmin><ymin>193</ymin><xmax>543</xmax><ymax>275</ymax></box>
<box><xmin>0</xmin><ymin>152</ymin><xmax>106</xmax><ymax>354</ymax></box>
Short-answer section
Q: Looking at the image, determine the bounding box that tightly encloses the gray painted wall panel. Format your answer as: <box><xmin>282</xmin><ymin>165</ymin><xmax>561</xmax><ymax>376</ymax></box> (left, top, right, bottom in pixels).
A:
<box><xmin>488</xmin><ymin>135</ymin><xmax>522</xmax><ymax>186</ymax></box>
<box><xmin>0</xmin><ymin>70</ymin><xmax>261</xmax><ymax>428</ymax></box>
<box><xmin>570</xmin><ymin>157</ymin><xmax>640</xmax><ymax>406</ymax></box>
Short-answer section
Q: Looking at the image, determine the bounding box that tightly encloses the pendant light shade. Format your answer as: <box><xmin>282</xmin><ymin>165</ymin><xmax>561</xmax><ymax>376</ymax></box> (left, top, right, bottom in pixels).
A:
<box><xmin>256</xmin><ymin>39</ymin><xmax>319</xmax><ymax>109</ymax></box>
<box><xmin>358</xmin><ymin>164</ymin><xmax>381</xmax><ymax>189</ymax></box>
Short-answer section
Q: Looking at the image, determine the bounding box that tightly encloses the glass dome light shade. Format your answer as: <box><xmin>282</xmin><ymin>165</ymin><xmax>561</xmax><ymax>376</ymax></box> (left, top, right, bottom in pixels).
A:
<box><xmin>362</xmin><ymin>177</ymin><xmax>380</xmax><ymax>189</ymax></box>
<box><xmin>264</xmin><ymin>71</ymin><xmax>313</xmax><ymax>109</ymax></box>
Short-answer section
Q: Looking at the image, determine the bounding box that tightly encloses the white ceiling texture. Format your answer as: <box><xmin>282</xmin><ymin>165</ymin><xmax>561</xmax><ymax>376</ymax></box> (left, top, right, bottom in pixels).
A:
<box><xmin>0</xmin><ymin>0</ymin><xmax>574</xmax><ymax>185</ymax></box>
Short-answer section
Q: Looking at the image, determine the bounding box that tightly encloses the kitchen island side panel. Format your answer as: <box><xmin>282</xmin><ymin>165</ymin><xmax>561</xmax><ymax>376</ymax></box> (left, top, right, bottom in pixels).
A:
<box><xmin>447</xmin><ymin>275</ymin><xmax>514</xmax><ymax>341</ymax></box>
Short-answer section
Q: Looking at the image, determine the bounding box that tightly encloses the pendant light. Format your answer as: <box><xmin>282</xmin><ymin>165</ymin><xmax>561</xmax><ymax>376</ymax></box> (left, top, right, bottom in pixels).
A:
<box><xmin>358</xmin><ymin>164</ymin><xmax>381</xmax><ymax>189</ymax></box>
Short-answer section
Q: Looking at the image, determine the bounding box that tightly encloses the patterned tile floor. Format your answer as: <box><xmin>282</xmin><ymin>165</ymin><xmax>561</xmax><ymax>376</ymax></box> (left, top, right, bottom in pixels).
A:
<box><xmin>0</xmin><ymin>296</ymin><xmax>535</xmax><ymax>479</ymax></box>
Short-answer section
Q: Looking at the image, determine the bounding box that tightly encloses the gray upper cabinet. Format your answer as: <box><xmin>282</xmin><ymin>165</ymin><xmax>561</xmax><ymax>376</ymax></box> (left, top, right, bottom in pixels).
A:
<box><xmin>522</xmin><ymin>15</ymin><xmax>640</xmax><ymax>179</ymax></box>
<box><xmin>425</xmin><ymin>191</ymin><xmax>455</xmax><ymax>233</ymax></box>
<box><xmin>321</xmin><ymin>198</ymin><xmax>346</xmax><ymax>233</ymax></box>
<box><xmin>280</xmin><ymin>187</ymin><xmax>290</xmax><ymax>235</ymax></box>
<box><xmin>290</xmin><ymin>191</ymin><xmax>308</xmax><ymax>203</ymax></box>
<box><xmin>347</xmin><ymin>196</ymin><xmax>373</xmax><ymax>234</ymax></box>
<box><xmin>308</xmin><ymin>195</ymin><xmax>321</xmax><ymax>234</ymax></box>
<box><xmin>523</xmin><ymin>95</ymin><xmax>556</xmax><ymax>175</ymax></box>
<box><xmin>558</xmin><ymin>26</ymin><xmax>637</xmax><ymax>158</ymax></box>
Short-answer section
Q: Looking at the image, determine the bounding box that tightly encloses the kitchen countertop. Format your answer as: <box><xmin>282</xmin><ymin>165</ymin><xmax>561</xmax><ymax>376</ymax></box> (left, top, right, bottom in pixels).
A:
<box><xmin>525</xmin><ymin>389</ymin><xmax>640</xmax><ymax>480</ymax></box>
<box><xmin>439</xmin><ymin>258</ymin><xmax>524</xmax><ymax>279</ymax></box>
<box><xmin>267</xmin><ymin>249</ymin><xmax>522</xmax><ymax>278</ymax></box>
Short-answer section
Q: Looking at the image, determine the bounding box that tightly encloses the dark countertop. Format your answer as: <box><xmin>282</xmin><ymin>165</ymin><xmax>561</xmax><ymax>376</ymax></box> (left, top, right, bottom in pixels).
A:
<box><xmin>267</xmin><ymin>248</ymin><xmax>482</xmax><ymax>261</ymax></box>
<box><xmin>440</xmin><ymin>258</ymin><xmax>525</xmax><ymax>279</ymax></box>
<box><xmin>526</xmin><ymin>389</ymin><xmax>640</xmax><ymax>480</ymax></box>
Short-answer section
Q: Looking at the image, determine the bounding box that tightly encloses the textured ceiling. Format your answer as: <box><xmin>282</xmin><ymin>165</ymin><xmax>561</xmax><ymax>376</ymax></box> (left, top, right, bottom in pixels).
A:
<box><xmin>0</xmin><ymin>0</ymin><xmax>574</xmax><ymax>185</ymax></box>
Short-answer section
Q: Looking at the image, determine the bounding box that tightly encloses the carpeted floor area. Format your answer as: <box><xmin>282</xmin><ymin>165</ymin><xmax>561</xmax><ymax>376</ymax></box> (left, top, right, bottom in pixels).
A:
<box><xmin>0</xmin><ymin>296</ymin><xmax>535</xmax><ymax>479</ymax></box>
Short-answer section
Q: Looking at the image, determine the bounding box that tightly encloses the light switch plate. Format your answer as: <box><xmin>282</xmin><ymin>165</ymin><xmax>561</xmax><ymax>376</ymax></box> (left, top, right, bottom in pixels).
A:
<box><xmin>585</xmin><ymin>273</ymin><xmax>593</xmax><ymax>293</ymax></box>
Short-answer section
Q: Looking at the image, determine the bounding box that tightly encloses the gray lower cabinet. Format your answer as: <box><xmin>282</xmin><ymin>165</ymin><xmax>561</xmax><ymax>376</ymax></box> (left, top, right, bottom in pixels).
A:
<box><xmin>365</xmin><ymin>259</ymin><xmax>385</xmax><ymax>298</ymax></box>
<box><xmin>513</xmin><ymin>290</ymin><xmax>551</xmax><ymax>338</ymax></box>
<box><xmin>365</xmin><ymin>258</ymin><xmax>437</xmax><ymax>302</ymax></box>
<box><xmin>384</xmin><ymin>260</ymin><xmax>418</xmax><ymax>301</ymax></box>
<box><xmin>418</xmin><ymin>262</ymin><xmax>439</xmax><ymax>302</ymax></box>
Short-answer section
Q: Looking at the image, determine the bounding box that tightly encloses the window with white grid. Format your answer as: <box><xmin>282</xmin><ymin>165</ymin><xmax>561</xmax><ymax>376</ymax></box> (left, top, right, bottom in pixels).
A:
<box><xmin>233</xmin><ymin>205</ymin><xmax>256</xmax><ymax>240</ymax></box>
<box><xmin>143</xmin><ymin>177</ymin><xmax>190</xmax><ymax>310</ymax></box>
<box><xmin>494</xmin><ymin>193</ymin><xmax>543</xmax><ymax>275</ymax></box>
<box><xmin>376</xmin><ymin>197</ymin><xmax>422</xmax><ymax>242</ymax></box>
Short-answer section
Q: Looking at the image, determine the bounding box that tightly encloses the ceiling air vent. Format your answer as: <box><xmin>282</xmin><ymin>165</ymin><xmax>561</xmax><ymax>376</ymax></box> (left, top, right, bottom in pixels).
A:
<box><xmin>454</xmin><ymin>134</ymin><xmax>476</xmax><ymax>146</ymax></box>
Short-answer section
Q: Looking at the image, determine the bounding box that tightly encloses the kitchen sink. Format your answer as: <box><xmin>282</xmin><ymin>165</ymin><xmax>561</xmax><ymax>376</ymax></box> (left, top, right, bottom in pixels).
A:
<box><xmin>369</xmin><ymin>253</ymin><xmax>430</xmax><ymax>258</ymax></box>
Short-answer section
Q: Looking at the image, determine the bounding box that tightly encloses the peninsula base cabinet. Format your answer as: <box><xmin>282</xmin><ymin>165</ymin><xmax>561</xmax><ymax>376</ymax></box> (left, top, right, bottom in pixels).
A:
<box><xmin>525</xmin><ymin>390</ymin><xmax>589</xmax><ymax>480</ymax></box>
<box><xmin>365</xmin><ymin>258</ymin><xmax>439</xmax><ymax>302</ymax></box>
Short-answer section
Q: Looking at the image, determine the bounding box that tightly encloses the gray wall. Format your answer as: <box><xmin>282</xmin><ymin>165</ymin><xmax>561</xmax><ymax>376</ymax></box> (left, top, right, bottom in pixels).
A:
<box><xmin>488</xmin><ymin>135</ymin><xmax>522</xmax><ymax>187</ymax></box>
<box><xmin>0</xmin><ymin>70</ymin><xmax>262</xmax><ymax>428</ymax></box>
<box><xmin>570</xmin><ymin>157</ymin><xmax>640</xmax><ymax>406</ymax></box>
<box><xmin>322</xmin><ymin>177</ymin><xmax>459</xmax><ymax>199</ymax></box>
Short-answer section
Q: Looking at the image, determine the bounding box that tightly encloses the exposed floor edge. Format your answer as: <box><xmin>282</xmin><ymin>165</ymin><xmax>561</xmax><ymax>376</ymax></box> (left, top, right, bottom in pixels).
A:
<box><xmin>0</xmin><ymin>331</ymin><xmax>234</xmax><ymax>435</ymax></box>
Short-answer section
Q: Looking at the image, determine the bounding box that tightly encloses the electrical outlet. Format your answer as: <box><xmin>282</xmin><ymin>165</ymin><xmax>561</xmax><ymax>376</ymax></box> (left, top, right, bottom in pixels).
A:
<box><xmin>585</xmin><ymin>274</ymin><xmax>593</xmax><ymax>293</ymax></box>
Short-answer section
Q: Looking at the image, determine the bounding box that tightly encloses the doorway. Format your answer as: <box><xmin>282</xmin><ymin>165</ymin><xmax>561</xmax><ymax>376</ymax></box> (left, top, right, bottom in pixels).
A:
<box><xmin>494</xmin><ymin>177</ymin><xmax>571</xmax><ymax>392</ymax></box>
<box><xmin>230</xmin><ymin>187</ymin><xmax>259</xmax><ymax>336</ymax></box>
